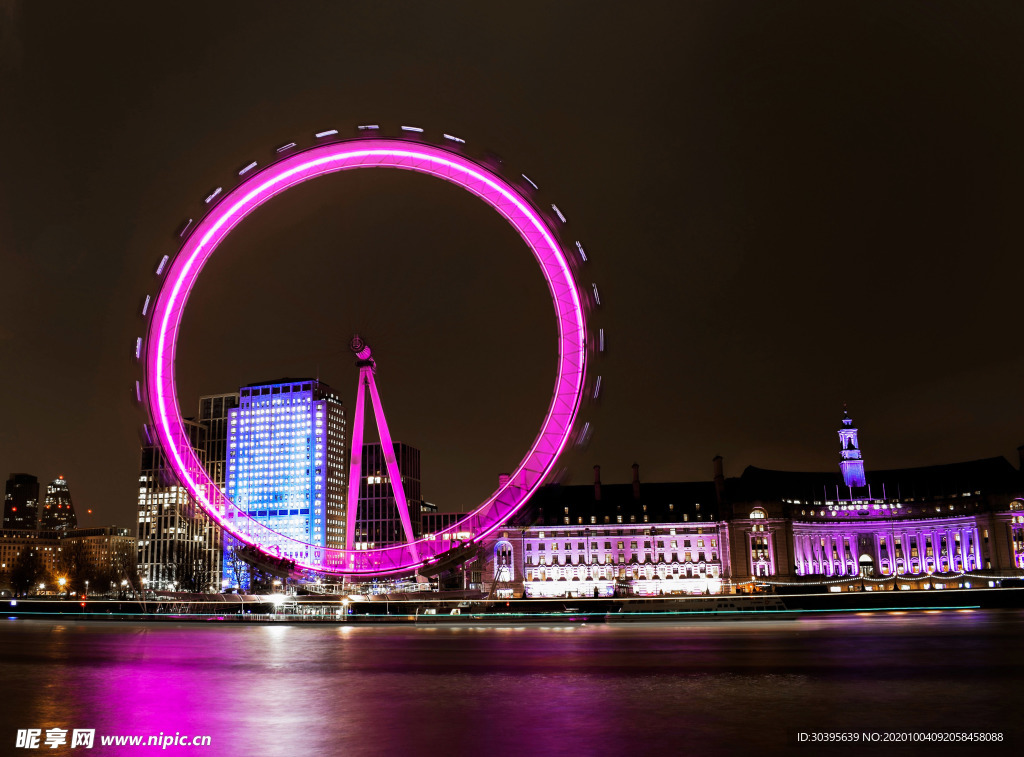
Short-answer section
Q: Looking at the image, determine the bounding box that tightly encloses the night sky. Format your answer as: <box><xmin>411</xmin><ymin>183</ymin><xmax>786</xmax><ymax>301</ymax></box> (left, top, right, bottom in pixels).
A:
<box><xmin>3</xmin><ymin>2</ymin><xmax>1024</xmax><ymax>529</ymax></box>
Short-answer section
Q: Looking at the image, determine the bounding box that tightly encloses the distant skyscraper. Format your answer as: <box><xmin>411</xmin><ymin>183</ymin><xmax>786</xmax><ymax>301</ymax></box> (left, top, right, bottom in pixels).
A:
<box><xmin>137</xmin><ymin>419</ymin><xmax>222</xmax><ymax>591</ymax></box>
<box><xmin>355</xmin><ymin>442</ymin><xmax>423</xmax><ymax>548</ymax></box>
<box><xmin>224</xmin><ymin>378</ymin><xmax>346</xmax><ymax>580</ymax></box>
<box><xmin>838</xmin><ymin>408</ymin><xmax>867</xmax><ymax>489</ymax></box>
<box><xmin>3</xmin><ymin>474</ymin><xmax>39</xmax><ymax>530</ymax></box>
<box><xmin>40</xmin><ymin>476</ymin><xmax>77</xmax><ymax>531</ymax></box>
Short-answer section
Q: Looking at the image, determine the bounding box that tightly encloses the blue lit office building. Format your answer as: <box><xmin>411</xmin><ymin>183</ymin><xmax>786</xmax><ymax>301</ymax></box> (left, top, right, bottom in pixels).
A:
<box><xmin>223</xmin><ymin>379</ymin><xmax>347</xmax><ymax>585</ymax></box>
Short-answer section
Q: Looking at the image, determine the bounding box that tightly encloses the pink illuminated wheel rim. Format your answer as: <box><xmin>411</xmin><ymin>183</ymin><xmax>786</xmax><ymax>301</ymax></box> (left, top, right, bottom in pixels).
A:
<box><xmin>138</xmin><ymin>135</ymin><xmax>593</xmax><ymax>577</ymax></box>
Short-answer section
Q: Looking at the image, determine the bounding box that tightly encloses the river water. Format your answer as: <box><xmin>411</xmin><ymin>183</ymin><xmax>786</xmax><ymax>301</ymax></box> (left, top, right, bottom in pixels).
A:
<box><xmin>0</xmin><ymin>610</ymin><xmax>1020</xmax><ymax>756</ymax></box>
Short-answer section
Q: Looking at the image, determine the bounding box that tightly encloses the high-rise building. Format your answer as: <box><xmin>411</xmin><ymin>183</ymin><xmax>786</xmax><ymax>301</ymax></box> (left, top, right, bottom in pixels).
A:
<box><xmin>198</xmin><ymin>393</ymin><xmax>240</xmax><ymax>497</ymax></box>
<box><xmin>137</xmin><ymin>419</ymin><xmax>222</xmax><ymax>592</ymax></box>
<box><xmin>224</xmin><ymin>378</ymin><xmax>346</xmax><ymax>580</ymax></box>
<box><xmin>355</xmin><ymin>442</ymin><xmax>422</xmax><ymax>548</ymax></box>
<box><xmin>40</xmin><ymin>476</ymin><xmax>77</xmax><ymax>531</ymax></box>
<box><xmin>422</xmin><ymin>509</ymin><xmax>467</xmax><ymax>540</ymax></box>
<box><xmin>3</xmin><ymin>474</ymin><xmax>39</xmax><ymax>530</ymax></box>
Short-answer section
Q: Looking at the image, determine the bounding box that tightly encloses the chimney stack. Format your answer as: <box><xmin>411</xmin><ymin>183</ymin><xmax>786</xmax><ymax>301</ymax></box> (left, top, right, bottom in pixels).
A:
<box><xmin>632</xmin><ymin>462</ymin><xmax>640</xmax><ymax>500</ymax></box>
<box><xmin>713</xmin><ymin>455</ymin><xmax>725</xmax><ymax>505</ymax></box>
<box><xmin>593</xmin><ymin>465</ymin><xmax>602</xmax><ymax>501</ymax></box>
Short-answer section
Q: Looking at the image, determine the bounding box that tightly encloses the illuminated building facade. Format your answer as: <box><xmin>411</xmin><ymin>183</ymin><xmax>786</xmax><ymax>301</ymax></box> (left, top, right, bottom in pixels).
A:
<box><xmin>483</xmin><ymin>464</ymin><xmax>729</xmax><ymax>598</ymax></box>
<box><xmin>137</xmin><ymin>418</ymin><xmax>222</xmax><ymax>591</ymax></box>
<box><xmin>3</xmin><ymin>474</ymin><xmax>39</xmax><ymax>530</ymax></box>
<box><xmin>223</xmin><ymin>378</ymin><xmax>346</xmax><ymax>582</ymax></box>
<box><xmin>65</xmin><ymin>527</ymin><xmax>136</xmax><ymax>583</ymax></box>
<box><xmin>198</xmin><ymin>393</ymin><xmax>239</xmax><ymax>498</ymax></box>
<box><xmin>742</xmin><ymin>455</ymin><xmax>1024</xmax><ymax>580</ymax></box>
<box><xmin>40</xmin><ymin>476</ymin><xmax>77</xmax><ymax>531</ymax></box>
<box><xmin>479</xmin><ymin>449</ymin><xmax>1024</xmax><ymax>597</ymax></box>
<box><xmin>0</xmin><ymin>529</ymin><xmax>61</xmax><ymax>582</ymax></box>
<box><xmin>354</xmin><ymin>442</ymin><xmax>422</xmax><ymax>549</ymax></box>
<box><xmin>1</xmin><ymin>527</ymin><xmax>135</xmax><ymax>594</ymax></box>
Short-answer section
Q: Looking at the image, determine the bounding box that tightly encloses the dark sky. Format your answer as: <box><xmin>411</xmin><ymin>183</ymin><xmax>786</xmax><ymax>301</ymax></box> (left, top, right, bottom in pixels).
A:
<box><xmin>3</xmin><ymin>2</ymin><xmax>1024</xmax><ymax>529</ymax></box>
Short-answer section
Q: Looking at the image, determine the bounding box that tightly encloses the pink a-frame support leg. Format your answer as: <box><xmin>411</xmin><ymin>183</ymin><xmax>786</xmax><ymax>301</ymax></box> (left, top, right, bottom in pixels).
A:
<box><xmin>366</xmin><ymin>372</ymin><xmax>417</xmax><ymax>547</ymax></box>
<box><xmin>343</xmin><ymin>353</ymin><xmax>420</xmax><ymax>570</ymax></box>
<box><xmin>344</xmin><ymin>370</ymin><xmax>368</xmax><ymax>554</ymax></box>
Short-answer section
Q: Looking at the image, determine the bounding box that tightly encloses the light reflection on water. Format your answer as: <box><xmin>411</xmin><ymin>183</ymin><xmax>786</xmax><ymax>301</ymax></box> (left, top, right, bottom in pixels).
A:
<box><xmin>1</xmin><ymin>611</ymin><xmax>1020</xmax><ymax>756</ymax></box>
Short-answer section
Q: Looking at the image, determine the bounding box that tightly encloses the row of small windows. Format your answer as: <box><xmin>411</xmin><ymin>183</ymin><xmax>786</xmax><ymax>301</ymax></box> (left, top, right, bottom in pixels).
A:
<box><xmin>527</xmin><ymin>538</ymin><xmax>716</xmax><ymax>550</ymax></box>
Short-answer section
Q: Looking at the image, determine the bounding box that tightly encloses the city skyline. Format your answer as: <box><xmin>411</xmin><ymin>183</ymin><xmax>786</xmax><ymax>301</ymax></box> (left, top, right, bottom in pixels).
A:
<box><xmin>3</xmin><ymin>4</ymin><xmax>1024</xmax><ymax>534</ymax></box>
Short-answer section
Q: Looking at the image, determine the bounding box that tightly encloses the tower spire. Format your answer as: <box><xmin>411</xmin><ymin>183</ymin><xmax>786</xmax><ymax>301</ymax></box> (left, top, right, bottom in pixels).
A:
<box><xmin>838</xmin><ymin>405</ymin><xmax>866</xmax><ymax>489</ymax></box>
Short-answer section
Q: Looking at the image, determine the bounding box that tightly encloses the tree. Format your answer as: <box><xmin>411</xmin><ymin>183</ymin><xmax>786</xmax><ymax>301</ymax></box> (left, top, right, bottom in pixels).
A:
<box><xmin>10</xmin><ymin>548</ymin><xmax>46</xmax><ymax>596</ymax></box>
<box><xmin>224</xmin><ymin>542</ymin><xmax>251</xmax><ymax>593</ymax></box>
<box><xmin>172</xmin><ymin>540</ymin><xmax>214</xmax><ymax>594</ymax></box>
<box><xmin>247</xmin><ymin>565</ymin><xmax>276</xmax><ymax>594</ymax></box>
<box><xmin>107</xmin><ymin>540</ymin><xmax>140</xmax><ymax>598</ymax></box>
<box><xmin>57</xmin><ymin>539</ymin><xmax>98</xmax><ymax>595</ymax></box>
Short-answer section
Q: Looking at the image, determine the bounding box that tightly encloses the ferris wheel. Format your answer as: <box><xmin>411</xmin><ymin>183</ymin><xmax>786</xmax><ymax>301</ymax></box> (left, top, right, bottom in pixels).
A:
<box><xmin>134</xmin><ymin>125</ymin><xmax>603</xmax><ymax>578</ymax></box>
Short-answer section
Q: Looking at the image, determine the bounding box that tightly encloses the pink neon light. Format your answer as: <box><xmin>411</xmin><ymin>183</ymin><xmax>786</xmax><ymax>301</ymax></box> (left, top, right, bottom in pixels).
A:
<box><xmin>344</xmin><ymin>372</ymin><xmax>367</xmax><ymax>556</ymax></box>
<box><xmin>365</xmin><ymin>367</ymin><xmax>417</xmax><ymax>548</ymax></box>
<box><xmin>144</xmin><ymin>137</ymin><xmax>588</xmax><ymax>577</ymax></box>
<box><xmin>342</xmin><ymin>353</ymin><xmax>420</xmax><ymax>562</ymax></box>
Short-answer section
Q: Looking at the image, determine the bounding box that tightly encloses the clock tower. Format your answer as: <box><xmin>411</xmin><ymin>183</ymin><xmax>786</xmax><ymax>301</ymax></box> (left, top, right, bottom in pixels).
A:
<box><xmin>838</xmin><ymin>407</ymin><xmax>867</xmax><ymax>489</ymax></box>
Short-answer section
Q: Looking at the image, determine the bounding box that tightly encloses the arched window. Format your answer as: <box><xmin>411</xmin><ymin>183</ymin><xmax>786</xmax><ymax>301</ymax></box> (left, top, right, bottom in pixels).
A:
<box><xmin>750</xmin><ymin>507</ymin><xmax>767</xmax><ymax>520</ymax></box>
<box><xmin>494</xmin><ymin>540</ymin><xmax>514</xmax><ymax>582</ymax></box>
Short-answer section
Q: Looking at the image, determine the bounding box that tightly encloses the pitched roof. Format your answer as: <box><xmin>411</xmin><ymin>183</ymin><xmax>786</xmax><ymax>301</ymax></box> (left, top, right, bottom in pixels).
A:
<box><xmin>524</xmin><ymin>480</ymin><xmax>720</xmax><ymax>526</ymax></box>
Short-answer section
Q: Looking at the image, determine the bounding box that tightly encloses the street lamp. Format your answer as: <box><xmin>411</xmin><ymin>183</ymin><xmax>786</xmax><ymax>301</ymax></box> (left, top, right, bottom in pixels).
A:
<box><xmin>268</xmin><ymin>593</ymin><xmax>286</xmax><ymax>616</ymax></box>
<box><xmin>84</xmin><ymin>580</ymin><xmax>89</xmax><ymax>598</ymax></box>
<box><xmin>58</xmin><ymin>577</ymin><xmax>67</xmax><ymax>597</ymax></box>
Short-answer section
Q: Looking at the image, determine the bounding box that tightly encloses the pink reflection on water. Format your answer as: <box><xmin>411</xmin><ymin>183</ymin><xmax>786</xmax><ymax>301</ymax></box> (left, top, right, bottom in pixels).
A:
<box><xmin>0</xmin><ymin>613</ymin><xmax>1020</xmax><ymax>756</ymax></box>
